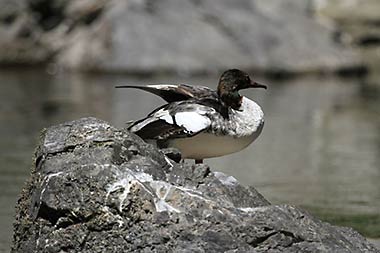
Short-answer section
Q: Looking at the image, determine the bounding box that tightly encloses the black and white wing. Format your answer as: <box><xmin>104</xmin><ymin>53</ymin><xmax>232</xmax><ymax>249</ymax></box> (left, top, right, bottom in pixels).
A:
<box><xmin>128</xmin><ymin>100</ymin><xmax>215</xmax><ymax>140</ymax></box>
<box><xmin>115</xmin><ymin>84</ymin><xmax>218</xmax><ymax>103</ymax></box>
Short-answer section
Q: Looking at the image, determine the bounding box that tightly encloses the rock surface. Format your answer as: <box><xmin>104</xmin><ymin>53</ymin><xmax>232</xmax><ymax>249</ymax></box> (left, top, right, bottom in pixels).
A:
<box><xmin>12</xmin><ymin>117</ymin><xmax>378</xmax><ymax>252</ymax></box>
<box><xmin>0</xmin><ymin>0</ymin><xmax>361</xmax><ymax>74</ymax></box>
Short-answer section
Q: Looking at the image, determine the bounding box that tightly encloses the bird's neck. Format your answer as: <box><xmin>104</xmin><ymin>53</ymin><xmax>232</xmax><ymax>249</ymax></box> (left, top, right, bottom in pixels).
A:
<box><xmin>218</xmin><ymin>90</ymin><xmax>242</xmax><ymax>110</ymax></box>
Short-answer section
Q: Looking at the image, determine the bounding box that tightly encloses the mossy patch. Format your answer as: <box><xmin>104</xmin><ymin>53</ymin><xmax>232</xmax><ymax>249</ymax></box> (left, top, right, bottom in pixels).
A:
<box><xmin>302</xmin><ymin>205</ymin><xmax>380</xmax><ymax>238</ymax></box>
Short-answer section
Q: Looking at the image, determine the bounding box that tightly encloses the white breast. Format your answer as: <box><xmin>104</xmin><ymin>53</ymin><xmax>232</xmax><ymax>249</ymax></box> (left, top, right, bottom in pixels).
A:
<box><xmin>168</xmin><ymin>97</ymin><xmax>264</xmax><ymax>159</ymax></box>
<box><xmin>230</xmin><ymin>97</ymin><xmax>264</xmax><ymax>137</ymax></box>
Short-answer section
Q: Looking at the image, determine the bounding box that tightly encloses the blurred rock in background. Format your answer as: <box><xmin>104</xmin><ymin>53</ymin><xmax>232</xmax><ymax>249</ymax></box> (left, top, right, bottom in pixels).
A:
<box><xmin>0</xmin><ymin>0</ymin><xmax>49</xmax><ymax>64</ymax></box>
<box><xmin>313</xmin><ymin>0</ymin><xmax>380</xmax><ymax>90</ymax></box>
<box><xmin>0</xmin><ymin>0</ymin><xmax>362</xmax><ymax>74</ymax></box>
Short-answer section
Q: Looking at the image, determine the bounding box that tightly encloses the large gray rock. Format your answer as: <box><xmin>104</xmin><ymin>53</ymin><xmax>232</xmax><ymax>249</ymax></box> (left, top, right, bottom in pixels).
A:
<box><xmin>0</xmin><ymin>0</ymin><xmax>362</xmax><ymax>74</ymax></box>
<box><xmin>12</xmin><ymin>117</ymin><xmax>378</xmax><ymax>252</ymax></box>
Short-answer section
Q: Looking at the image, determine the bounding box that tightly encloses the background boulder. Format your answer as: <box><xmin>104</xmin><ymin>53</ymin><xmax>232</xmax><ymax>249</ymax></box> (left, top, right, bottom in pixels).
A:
<box><xmin>0</xmin><ymin>0</ymin><xmax>361</xmax><ymax>74</ymax></box>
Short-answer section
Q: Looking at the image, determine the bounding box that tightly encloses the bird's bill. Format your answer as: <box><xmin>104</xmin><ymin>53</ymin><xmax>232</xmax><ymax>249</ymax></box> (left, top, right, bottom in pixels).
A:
<box><xmin>250</xmin><ymin>81</ymin><xmax>267</xmax><ymax>89</ymax></box>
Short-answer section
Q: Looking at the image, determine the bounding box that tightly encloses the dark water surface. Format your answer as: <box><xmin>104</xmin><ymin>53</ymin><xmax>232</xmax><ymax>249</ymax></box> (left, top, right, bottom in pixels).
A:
<box><xmin>1</xmin><ymin>68</ymin><xmax>380</xmax><ymax>251</ymax></box>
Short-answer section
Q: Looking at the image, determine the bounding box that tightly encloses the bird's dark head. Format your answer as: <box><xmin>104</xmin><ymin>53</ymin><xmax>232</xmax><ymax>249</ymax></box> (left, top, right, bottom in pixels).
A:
<box><xmin>217</xmin><ymin>69</ymin><xmax>267</xmax><ymax>110</ymax></box>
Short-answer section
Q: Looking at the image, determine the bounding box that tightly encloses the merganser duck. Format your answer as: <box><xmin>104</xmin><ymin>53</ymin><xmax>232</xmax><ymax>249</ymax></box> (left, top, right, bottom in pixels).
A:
<box><xmin>116</xmin><ymin>69</ymin><xmax>266</xmax><ymax>164</ymax></box>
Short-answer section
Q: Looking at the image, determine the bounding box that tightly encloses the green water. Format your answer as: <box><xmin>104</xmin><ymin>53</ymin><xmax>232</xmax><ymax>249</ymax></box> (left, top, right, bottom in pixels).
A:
<box><xmin>1</xmin><ymin>67</ymin><xmax>379</xmax><ymax>251</ymax></box>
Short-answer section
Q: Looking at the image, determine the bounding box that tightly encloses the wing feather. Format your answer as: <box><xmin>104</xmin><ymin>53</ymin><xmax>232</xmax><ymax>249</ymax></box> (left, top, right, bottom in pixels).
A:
<box><xmin>115</xmin><ymin>84</ymin><xmax>217</xmax><ymax>103</ymax></box>
<box><xmin>129</xmin><ymin>101</ymin><xmax>213</xmax><ymax>140</ymax></box>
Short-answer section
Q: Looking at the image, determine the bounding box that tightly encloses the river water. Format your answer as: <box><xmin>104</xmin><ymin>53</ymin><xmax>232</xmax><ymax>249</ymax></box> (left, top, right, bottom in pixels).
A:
<box><xmin>1</xmin><ymin>67</ymin><xmax>379</xmax><ymax>251</ymax></box>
